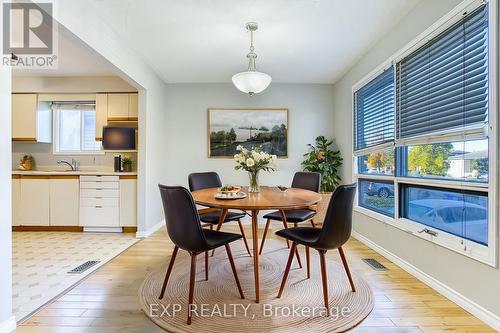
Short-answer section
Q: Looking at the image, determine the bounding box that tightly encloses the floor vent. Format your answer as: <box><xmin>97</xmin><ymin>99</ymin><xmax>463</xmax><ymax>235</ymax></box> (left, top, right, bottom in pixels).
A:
<box><xmin>67</xmin><ymin>260</ymin><xmax>100</xmax><ymax>274</ymax></box>
<box><xmin>362</xmin><ymin>258</ymin><xmax>388</xmax><ymax>271</ymax></box>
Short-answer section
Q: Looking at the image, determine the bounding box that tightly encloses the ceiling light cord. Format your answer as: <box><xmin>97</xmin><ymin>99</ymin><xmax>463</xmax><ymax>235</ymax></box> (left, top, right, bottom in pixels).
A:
<box><xmin>247</xmin><ymin>28</ymin><xmax>257</xmax><ymax>71</ymax></box>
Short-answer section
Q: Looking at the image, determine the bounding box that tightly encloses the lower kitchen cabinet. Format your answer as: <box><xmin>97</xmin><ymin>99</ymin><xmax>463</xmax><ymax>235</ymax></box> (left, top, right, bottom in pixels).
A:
<box><xmin>119</xmin><ymin>177</ymin><xmax>137</xmax><ymax>227</ymax></box>
<box><xmin>12</xmin><ymin>176</ymin><xmax>21</xmax><ymax>226</ymax></box>
<box><xmin>49</xmin><ymin>176</ymin><xmax>79</xmax><ymax>226</ymax></box>
<box><xmin>18</xmin><ymin>176</ymin><xmax>50</xmax><ymax>226</ymax></box>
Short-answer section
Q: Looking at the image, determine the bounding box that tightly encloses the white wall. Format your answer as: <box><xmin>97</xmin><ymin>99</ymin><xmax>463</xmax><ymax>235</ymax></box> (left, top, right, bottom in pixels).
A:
<box><xmin>161</xmin><ymin>83</ymin><xmax>336</xmax><ymax>187</ymax></box>
<box><xmin>0</xmin><ymin>57</ymin><xmax>14</xmax><ymax>332</ymax></box>
<box><xmin>47</xmin><ymin>0</ymin><xmax>171</xmax><ymax>235</ymax></box>
<box><xmin>331</xmin><ymin>0</ymin><xmax>500</xmax><ymax>326</ymax></box>
<box><xmin>12</xmin><ymin>76</ymin><xmax>136</xmax><ymax>93</ymax></box>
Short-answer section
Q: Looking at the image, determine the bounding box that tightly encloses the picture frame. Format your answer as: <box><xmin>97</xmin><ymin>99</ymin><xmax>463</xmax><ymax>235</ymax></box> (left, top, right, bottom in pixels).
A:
<box><xmin>208</xmin><ymin>108</ymin><xmax>288</xmax><ymax>158</ymax></box>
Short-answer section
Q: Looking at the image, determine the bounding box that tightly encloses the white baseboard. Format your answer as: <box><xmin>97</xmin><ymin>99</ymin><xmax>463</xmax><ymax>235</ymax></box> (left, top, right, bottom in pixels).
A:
<box><xmin>352</xmin><ymin>231</ymin><xmax>500</xmax><ymax>331</ymax></box>
<box><xmin>0</xmin><ymin>316</ymin><xmax>16</xmax><ymax>333</ymax></box>
<box><xmin>136</xmin><ymin>219</ymin><xmax>164</xmax><ymax>238</ymax></box>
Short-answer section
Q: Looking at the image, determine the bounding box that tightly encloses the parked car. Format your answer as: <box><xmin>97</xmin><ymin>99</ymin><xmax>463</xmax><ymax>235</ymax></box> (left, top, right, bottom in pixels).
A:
<box><xmin>407</xmin><ymin>199</ymin><xmax>488</xmax><ymax>245</ymax></box>
<box><xmin>364</xmin><ymin>182</ymin><xmax>394</xmax><ymax>198</ymax></box>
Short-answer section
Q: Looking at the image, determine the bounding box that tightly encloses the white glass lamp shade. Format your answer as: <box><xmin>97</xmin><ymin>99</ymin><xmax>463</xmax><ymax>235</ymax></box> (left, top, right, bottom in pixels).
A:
<box><xmin>232</xmin><ymin>71</ymin><xmax>272</xmax><ymax>95</ymax></box>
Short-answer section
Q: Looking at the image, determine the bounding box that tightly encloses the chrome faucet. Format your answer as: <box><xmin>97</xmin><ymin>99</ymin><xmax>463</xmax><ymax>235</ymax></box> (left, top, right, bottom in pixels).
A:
<box><xmin>57</xmin><ymin>158</ymin><xmax>78</xmax><ymax>171</ymax></box>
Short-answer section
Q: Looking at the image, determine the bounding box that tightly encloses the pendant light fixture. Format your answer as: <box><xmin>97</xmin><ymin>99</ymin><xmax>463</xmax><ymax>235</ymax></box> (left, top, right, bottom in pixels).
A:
<box><xmin>232</xmin><ymin>22</ymin><xmax>272</xmax><ymax>95</ymax></box>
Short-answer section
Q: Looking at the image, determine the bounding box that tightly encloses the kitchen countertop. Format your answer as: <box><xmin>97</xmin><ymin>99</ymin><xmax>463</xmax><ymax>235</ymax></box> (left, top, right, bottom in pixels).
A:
<box><xmin>12</xmin><ymin>170</ymin><xmax>137</xmax><ymax>176</ymax></box>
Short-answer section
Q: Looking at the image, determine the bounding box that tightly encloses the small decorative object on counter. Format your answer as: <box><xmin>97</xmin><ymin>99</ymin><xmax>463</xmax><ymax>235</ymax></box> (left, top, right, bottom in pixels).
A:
<box><xmin>234</xmin><ymin>145</ymin><xmax>277</xmax><ymax>192</ymax></box>
<box><xmin>122</xmin><ymin>157</ymin><xmax>133</xmax><ymax>172</ymax></box>
<box><xmin>19</xmin><ymin>155</ymin><xmax>34</xmax><ymax>171</ymax></box>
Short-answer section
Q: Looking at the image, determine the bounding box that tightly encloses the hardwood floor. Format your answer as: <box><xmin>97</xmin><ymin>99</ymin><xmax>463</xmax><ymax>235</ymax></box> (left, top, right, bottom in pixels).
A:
<box><xmin>16</xmin><ymin>225</ymin><xmax>495</xmax><ymax>333</ymax></box>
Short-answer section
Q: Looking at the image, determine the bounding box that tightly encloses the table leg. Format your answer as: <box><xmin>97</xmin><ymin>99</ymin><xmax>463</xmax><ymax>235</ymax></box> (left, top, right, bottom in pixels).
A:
<box><xmin>211</xmin><ymin>209</ymin><xmax>228</xmax><ymax>257</ymax></box>
<box><xmin>251</xmin><ymin>210</ymin><xmax>260</xmax><ymax>303</ymax></box>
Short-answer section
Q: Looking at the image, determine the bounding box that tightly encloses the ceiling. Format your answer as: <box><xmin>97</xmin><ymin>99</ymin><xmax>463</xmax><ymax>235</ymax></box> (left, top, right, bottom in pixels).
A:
<box><xmin>88</xmin><ymin>0</ymin><xmax>421</xmax><ymax>84</ymax></box>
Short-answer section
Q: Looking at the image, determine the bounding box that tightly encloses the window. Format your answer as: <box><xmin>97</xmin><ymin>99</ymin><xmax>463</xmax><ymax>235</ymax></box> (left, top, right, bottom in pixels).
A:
<box><xmin>53</xmin><ymin>103</ymin><xmax>102</xmax><ymax>154</ymax></box>
<box><xmin>401</xmin><ymin>185</ymin><xmax>488</xmax><ymax>246</ymax></box>
<box><xmin>358</xmin><ymin>179</ymin><xmax>395</xmax><ymax>217</ymax></box>
<box><xmin>353</xmin><ymin>1</ymin><xmax>495</xmax><ymax>264</ymax></box>
<box><xmin>354</xmin><ymin>67</ymin><xmax>394</xmax><ymax>151</ymax></box>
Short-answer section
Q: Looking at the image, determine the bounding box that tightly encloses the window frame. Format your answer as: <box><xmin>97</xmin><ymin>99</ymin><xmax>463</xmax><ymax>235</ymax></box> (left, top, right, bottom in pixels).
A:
<box><xmin>351</xmin><ymin>0</ymin><xmax>498</xmax><ymax>267</ymax></box>
<box><xmin>52</xmin><ymin>103</ymin><xmax>104</xmax><ymax>155</ymax></box>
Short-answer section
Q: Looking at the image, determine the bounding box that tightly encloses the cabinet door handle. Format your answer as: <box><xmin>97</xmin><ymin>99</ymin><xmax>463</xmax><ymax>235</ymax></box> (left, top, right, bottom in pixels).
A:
<box><xmin>95</xmin><ymin>205</ymin><xmax>103</xmax><ymax>208</ymax></box>
<box><xmin>95</xmin><ymin>197</ymin><xmax>102</xmax><ymax>199</ymax></box>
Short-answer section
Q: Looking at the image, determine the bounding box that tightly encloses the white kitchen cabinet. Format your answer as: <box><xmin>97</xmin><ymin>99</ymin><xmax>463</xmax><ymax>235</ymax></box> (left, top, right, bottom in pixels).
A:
<box><xmin>119</xmin><ymin>177</ymin><xmax>137</xmax><ymax>226</ymax></box>
<box><xmin>80</xmin><ymin>176</ymin><xmax>120</xmax><ymax>227</ymax></box>
<box><xmin>18</xmin><ymin>177</ymin><xmax>50</xmax><ymax>226</ymax></box>
<box><xmin>128</xmin><ymin>93</ymin><xmax>138</xmax><ymax>119</ymax></box>
<box><xmin>95</xmin><ymin>93</ymin><xmax>108</xmax><ymax>141</ymax></box>
<box><xmin>107</xmin><ymin>93</ymin><xmax>129</xmax><ymax>120</ymax></box>
<box><xmin>12</xmin><ymin>94</ymin><xmax>37</xmax><ymax>141</ymax></box>
<box><xmin>12</xmin><ymin>176</ymin><xmax>21</xmax><ymax>226</ymax></box>
<box><xmin>49</xmin><ymin>177</ymin><xmax>79</xmax><ymax>226</ymax></box>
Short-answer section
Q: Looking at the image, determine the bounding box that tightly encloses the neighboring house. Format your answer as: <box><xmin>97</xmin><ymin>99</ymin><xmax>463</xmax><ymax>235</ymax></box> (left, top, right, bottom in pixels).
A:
<box><xmin>447</xmin><ymin>150</ymin><xmax>488</xmax><ymax>179</ymax></box>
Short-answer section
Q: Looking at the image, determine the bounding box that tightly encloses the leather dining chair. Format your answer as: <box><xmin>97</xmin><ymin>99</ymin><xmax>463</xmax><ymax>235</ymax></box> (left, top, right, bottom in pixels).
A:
<box><xmin>158</xmin><ymin>185</ymin><xmax>245</xmax><ymax>325</ymax></box>
<box><xmin>275</xmin><ymin>183</ymin><xmax>357</xmax><ymax>315</ymax></box>
<box><xmin>188</xmin><ymin>172</ymin><xmax>251</xmax><ymax>256</ymax></box>
<box><xmin>259</xmin><ymin>172</ymin><xmax>321</xmax><ymax>255</ymax></box>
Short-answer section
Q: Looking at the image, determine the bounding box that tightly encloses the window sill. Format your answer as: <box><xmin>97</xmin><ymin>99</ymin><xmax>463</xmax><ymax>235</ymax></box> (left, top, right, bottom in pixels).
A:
<box><xmin>352</xmin><ymin>205</ymin><xmax>496</xmax><ymax>267</ymax></box>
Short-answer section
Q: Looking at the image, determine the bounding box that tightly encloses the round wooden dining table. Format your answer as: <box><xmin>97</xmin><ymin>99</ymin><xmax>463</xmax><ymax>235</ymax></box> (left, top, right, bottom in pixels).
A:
<box><xmin>192</xmin><ymin>186</ymin><xmax>322</xmax><ymax>303</ymax></box>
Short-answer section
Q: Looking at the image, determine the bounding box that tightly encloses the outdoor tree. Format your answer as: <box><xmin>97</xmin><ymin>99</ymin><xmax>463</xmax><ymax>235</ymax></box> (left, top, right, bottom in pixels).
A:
<box><xmin>408</xmin><ymin>143</ymin><xmax>453</xmax><ymax>176</ymax></box>
<box><xmin>471</xmin><ymin>158</ymin><xmax>488</xmax><ymax>176</ymax></box>
<box><xmin>366</xmin><ymin>150</ymin><xmax>394</xmax><ymax>172</ymax></box>
<box><xmin>229</xmin><ymin>128</ymin><xmax>237</xmax><ymax>141</ymax></box>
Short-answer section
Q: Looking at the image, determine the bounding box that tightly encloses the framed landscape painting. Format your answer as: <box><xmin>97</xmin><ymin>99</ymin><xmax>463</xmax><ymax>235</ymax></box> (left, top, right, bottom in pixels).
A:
<box><xmin>208</xmin><ymin>108</ymin><xmax>288</xmax><ymax>158</ymax></box>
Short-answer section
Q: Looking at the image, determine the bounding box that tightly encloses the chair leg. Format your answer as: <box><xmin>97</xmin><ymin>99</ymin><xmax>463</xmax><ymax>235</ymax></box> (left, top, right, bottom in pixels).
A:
<box><xmin>159</xmin><ymin>246</ymin><xmax>179</xmax><ymax>299</ymax></box>
<box><xmin>204</xmin><ymin>251</ymin><xmax>209</xmax><ymax>281</ymax></box>
<box><xmin>318</xmin><ymin>250</ymin><xmax>329</xmax><ymax>315</ymax></box>
<box><xmin>210</xmin><ymin>224</ymin><xmax>213</xmax><ymax>230</ymax></box>
<box><xmin>279</xmin><ymin>216</ymin><xmax>290</xmax><ymax>248</ymax></box>
<box><xmin>305</xmin><ymin>246</ymin><xmax>310</xmax><ymax>279</ymax></box>
<box><xmin>338</xmin><ymin>246</ymin><xmax>356</xmax><ymax>292</ymax></box>
<box><xmin>224</xmin><ymin>244</ymin><xmax>245</xmax><ymax>299</ymax></box>
<box><xmin>295</xmin><ymin>246</ymin><xmax>303</xmax><ymax>269</ymax></box>
<box><xmin>277</xmin><ymin>242</ymin><xmax>297</xmax><ymax>298</ymax></box>
<box><xmin>310</xmin><ymin>219</ymin><xmax>315</xmax><ymax>228</ymax></box>
<box><xmin>187</xmin><ymin>253</ymin><xmax>197</xmax><ymax>325</ymax></box>
<box><xmin>292</xmin><ymin>222</ymin><xmax>302</xmax><ymax>268</ymax></box>
<box><xmin>237</xmin><ymin>219</ymin><xmax>252</xmax><ymax>257</ymax></box>
<box><xmin>259</xmin><ymin>219</ymin><xmax>271</xmax><ymax>255</ymax></box>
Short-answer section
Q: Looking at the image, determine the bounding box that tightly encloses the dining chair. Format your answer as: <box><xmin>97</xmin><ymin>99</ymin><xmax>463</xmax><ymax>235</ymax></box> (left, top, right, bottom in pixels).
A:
<box><xmin>188</xmin><ymin>172</ymin><xmax>251</xmax><ymax>256</ymax></box>
<box><xmin>275</xmin><ymin>183</ymin><xmax>357</xmax><ymax>315</ymax></box>
<box><xmin>158</xmin><ymin>185</ymin><xmax>245</xmax><ymax>325</ymax></box>
<box><xmin>259</xmin><ymin>171</ymin><xmax>321</xmax><ymax>255</ymax></box>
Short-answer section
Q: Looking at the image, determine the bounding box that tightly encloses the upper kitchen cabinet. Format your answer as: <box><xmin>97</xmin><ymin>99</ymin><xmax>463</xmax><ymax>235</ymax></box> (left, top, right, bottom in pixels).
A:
<box><xmin>12</xmin><ymin>94</ymin><xmax>37</xmax><ymax>141</ymax></box>
<box><xmin>12</xmin><ymin>94</ymin><xmax>51</xmax><ymax>142</ymax></box>
<box><xmin>95</xmin><ymin>93</ymin><xmax>108</xmax><ymax>141</ymax></box>
<box><xmin>128</xmin><ymin>93</ymin><xmax>138</xmax><ymax>119</ymax></box>
<box><xmin>107</xmin><ymin>93</ymin><xmax>138</xmax><ymax>121</ymax></box>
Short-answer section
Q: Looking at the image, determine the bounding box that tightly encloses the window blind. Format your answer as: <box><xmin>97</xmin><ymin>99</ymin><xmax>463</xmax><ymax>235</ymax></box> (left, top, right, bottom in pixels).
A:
<box><xmin>354</xmin><ymin>67</ymin><xmax>395</xmax><ymax>151</ymax></box>
<box><xmin>396</xmin><ymin>4</ymin><xmax>488</xmax><ymax>140</ymax></box>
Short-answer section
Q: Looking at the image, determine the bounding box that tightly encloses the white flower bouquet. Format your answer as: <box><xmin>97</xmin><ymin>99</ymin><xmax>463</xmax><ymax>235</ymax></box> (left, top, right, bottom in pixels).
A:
<box><xmin>234</xmin><ymin>146</ymin><xmax>277</xmax><ymax>192</ymax></box>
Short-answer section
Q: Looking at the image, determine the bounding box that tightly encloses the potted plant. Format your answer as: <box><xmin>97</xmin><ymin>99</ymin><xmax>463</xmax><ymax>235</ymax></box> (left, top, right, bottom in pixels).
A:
<box><xmin>301</xmin><ymin>136</ymin><xmax>343</xmax><ymax>225</ymax></box>
<box><xmin>122</xmin><ymin>157</ymin><xmax>133</xmax><ymax>172</ymax></box>
<box><xmin>234</xmin><ymin>145</ymin><xmax>277</xmax><ymax>192</ymax></box>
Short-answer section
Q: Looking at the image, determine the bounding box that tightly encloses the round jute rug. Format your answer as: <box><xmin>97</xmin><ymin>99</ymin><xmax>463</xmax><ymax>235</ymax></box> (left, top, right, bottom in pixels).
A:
<box><xmin>139</xmin><ymin>239</ymin><xmax>373</xmax><ymax>333</ymax></box>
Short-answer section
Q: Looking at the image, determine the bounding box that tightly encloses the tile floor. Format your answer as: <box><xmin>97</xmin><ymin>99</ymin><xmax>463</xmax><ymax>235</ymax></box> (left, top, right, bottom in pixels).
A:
<box><xmin>12</xmin><ymin>231</ymin><xmax>139</xmax><ymax>322</ymax></box>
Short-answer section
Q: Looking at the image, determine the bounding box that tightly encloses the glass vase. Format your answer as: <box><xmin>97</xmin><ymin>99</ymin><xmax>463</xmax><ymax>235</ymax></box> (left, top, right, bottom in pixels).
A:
<box><xmin>248</xmin><ymin>170</ymin><xmax>260</xmax><ymax>192</ymax></box>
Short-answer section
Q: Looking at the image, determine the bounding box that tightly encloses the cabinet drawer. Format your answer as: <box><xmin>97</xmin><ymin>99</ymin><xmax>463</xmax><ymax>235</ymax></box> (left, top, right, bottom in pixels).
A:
<box><xmin>80</xmin><ymin>197</ymin><xmax>119</xmax><ymax>207</ymax></box>
<box><xmin>80</xmin><ymin>181</ymin><xmax>119</xmax><ymax>189</ymax></box>
<box><xmin>79</xmin><ymin>206</ymin><xmax>119</xmax><ymax>227</ymax></box>
<box><xmin>80</xmin><ymin>189</ymin><xmax>119</xmax><ymax>198</ymax></box>
<box><xmin>80</xmin><ymin>175</ymin><xmax>119</xmax><ymax>182</ymax></box>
